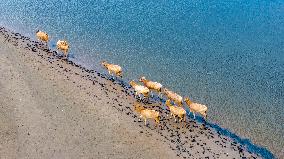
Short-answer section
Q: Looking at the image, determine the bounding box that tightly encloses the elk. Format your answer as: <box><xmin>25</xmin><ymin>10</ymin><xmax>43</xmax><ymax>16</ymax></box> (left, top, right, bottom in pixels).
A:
<box><xmin>139</xmin><ymin>76</ymin><xmax>162</xmax><ymax>97</ymax></box>
<box><xmin>36</xmin><ymin>30</ymin><xmax>49</xmax><ymax>45</ymax></box>
<box><xmin>165</xmin><ymin>100</ymin><xmax>186</xmax><ymax>122</ymax></box>
<box><xmin>56</xmin><ymin>40</ymin><xmax>69</xmax><ymax>58</ymax></box>
<box><xmin>184</xmin><ymin>97</ymin><xmax>207</xmax><ymax>120</ymax></box>
<box><xmin>101</xmin><ymin>61</ymin><xmax>122</xmax><ymax>78</ymax></box>
<box><xmin>129</xmin><ymin>80</ymin><xmax>149</xmax><ymax>100</ymax></box>
<box><xmin>134</xmin><ymin>103</ymin><xmax>160</xmax><ymax>126</ymax></box>
<box><xmin>163</xmin><ymin>88</ymin><xmax>183</xmax><ymax>106</ymax></box>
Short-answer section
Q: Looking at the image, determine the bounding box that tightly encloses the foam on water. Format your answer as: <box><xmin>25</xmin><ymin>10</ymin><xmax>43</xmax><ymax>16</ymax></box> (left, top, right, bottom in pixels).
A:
<box><xmin>1</xmin><ymin>0</ymin><xmax>283</xmax><ymax>157</ymax></box>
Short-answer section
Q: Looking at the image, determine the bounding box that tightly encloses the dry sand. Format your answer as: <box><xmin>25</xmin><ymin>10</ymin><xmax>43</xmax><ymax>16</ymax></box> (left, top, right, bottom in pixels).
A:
<box><xmin>0</xmin><ymin>27</ymin><xmax>266</xmax><ymax>159</ymax></box>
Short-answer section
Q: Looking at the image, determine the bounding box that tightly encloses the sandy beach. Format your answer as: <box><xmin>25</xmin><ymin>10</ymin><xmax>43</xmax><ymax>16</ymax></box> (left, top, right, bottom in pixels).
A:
<box><xmin>0</xmin><ymin>27</ymin><xmax>270</xmax><ymax>158</ymax></box>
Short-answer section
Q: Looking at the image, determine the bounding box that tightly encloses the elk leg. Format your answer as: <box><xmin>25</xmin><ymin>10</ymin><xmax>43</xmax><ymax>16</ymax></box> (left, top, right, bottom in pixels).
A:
<box><xmin>64</xmin><ymin>50</ymin><xmax>67</xmax><ymax>59</ymax></box>
<box><xmin>158</xmin><ymin>92</ymin><xmax>162</xmax><ymax>98</ymax></box>
<box><xmin>179</xmin><ymin>114</ymin><xmax>184</xmax><ymax>122</ymax></box>
<box><xmin>155</xmin><ymin>118</ymin><xmax>159</xmax><ymax>126</ymax></box>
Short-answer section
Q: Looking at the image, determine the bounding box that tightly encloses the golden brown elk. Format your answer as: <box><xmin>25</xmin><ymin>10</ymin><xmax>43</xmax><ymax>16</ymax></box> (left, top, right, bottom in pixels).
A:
<box><xmin>135</xmin><ymin>103</ymin><xmax>160</xmax><ymax>126</ymax></box>
<box><xmin>36</xmin><ymin>30</ymin><xmax>49</xmax><ymax>44</ymax></box>
<box><xmin>101</xmin><ymin>61</ymin><xmax>122</xmax><ymax>77</ymax></box>
<box><xmin>165</xmin><ymin>100</ymin><xmax>186</xmax><ymax>122</ymax></box>
<box><xmin>56</xmin><ymin>40</ymin><xmax>69</xmax><ymax>58</ymax></box>
<box><xmin>139</xmin><ymin>76</ymin><xmax>162</xmax><ymax>97</ymax></box>
<box><xmin>163</xmin><ymin>88</ymin><xmax>183</xmax><ymax>106</ymax></box>
<box><xmin>184</xmin><ymin>97</ymin><xmax>207</xmax><ymax>120</ymax></box>
<box><xmin>129</xmin><ymin>80</ymin><xmax>149</xmax><ymax>100</ymax></box>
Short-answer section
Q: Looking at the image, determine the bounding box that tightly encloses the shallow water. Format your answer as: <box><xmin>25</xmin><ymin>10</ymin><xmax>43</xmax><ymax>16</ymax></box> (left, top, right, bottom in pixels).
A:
<box><xmin>1</xmin><ymin>0</ymin><xmax>283</xmax><ymax>157</ymax></box>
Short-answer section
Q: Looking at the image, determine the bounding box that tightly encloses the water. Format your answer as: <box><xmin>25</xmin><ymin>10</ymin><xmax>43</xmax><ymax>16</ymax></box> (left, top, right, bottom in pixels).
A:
<box><xmin>1</xmin><ymin>0</ymin><xmax>283</xmax><ymax>157</ymax></box>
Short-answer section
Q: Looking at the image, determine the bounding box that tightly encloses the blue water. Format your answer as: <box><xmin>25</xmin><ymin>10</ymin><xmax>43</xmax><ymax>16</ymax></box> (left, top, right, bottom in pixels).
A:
<box><xmin>1</xmin><ymin>0</ymin><xmax>283</xmax><ymax>157</ymax></box>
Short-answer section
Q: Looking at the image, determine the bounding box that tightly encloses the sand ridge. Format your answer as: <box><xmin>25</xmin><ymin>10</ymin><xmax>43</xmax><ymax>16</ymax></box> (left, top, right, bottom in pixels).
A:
<box><xmin>0</xmin><ymin>27</ymin><xmax>266</xmax><ymax>158</ymax></box>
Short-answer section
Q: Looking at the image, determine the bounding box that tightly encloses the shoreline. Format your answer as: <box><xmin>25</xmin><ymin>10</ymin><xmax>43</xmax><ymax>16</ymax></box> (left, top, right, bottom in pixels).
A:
<box><xmin>0</xmin><ymin>26</ymin><xmax>275</xmax><ymax>158</ymax></box>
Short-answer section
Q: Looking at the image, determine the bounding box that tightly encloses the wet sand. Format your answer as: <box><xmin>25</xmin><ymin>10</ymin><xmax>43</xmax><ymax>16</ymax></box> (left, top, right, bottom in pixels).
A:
<box><xmin>0</xmin><ymin>27</ymin><xmax>266</xmax><ymax>158</ymax></box>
